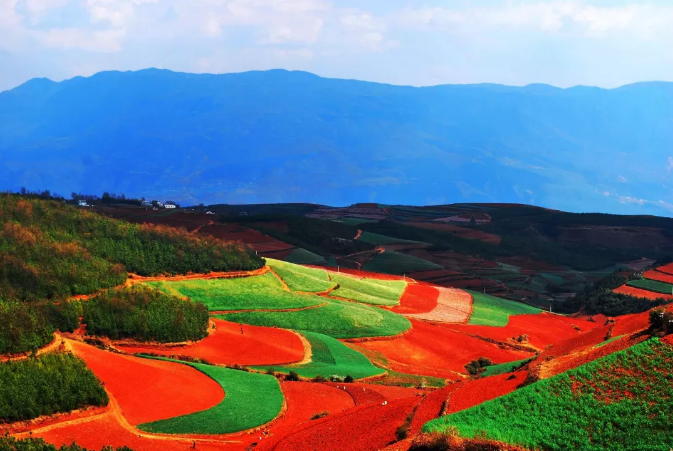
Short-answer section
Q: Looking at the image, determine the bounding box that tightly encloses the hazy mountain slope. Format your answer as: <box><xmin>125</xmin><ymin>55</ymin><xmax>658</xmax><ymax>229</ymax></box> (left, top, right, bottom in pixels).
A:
<box><xmin>1</xmin><ymin>69</ymin><xmax>672</xmax><ymax>214</ymax></box>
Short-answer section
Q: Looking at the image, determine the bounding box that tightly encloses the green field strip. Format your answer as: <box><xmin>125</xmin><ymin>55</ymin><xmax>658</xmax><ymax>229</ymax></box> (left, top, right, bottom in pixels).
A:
<box><xmin>266</xmin><ymin>258</ymin><xmax>335</xmax><ymax>293</ymax></box>
<box><xmin>423</xmin><ymin>338</ymin><xmax>673</xmax><ymax>451</ymax></box>
<box><xmin>217</xmin><ymin>297</ymin><xmax>411</xmax><ymax>339</ymax></box>
<box><xmin>330</xmin><ymin>273</ymin><xmax>407</xmax><ymax>306</ymax></box>
<box><xmin>357</xmin><ymin>231</ymin><xmax>426</xmax><ymax>245</ymax></box>
<box><xmin>254</xmin><ymin>331</ymin><xmax>384</xmax><ymax>380</ymax></box>
<box><xmin>138</xmin><ymin>358</ymin><xmax>283</xmax><ymax>435</ymax></box>
<box><xmin>627</xmin><ymin>278</ymin><xmax>673</xmax><ymax>295</ymax></box>
<box><xmin>361</xmin><ymin>251</ymin><xmax>442</xmax><ymax>275</ymax></box>
<box><xmin>480</xmin><ymin>357</ymin><xmax>535</xmax><ymax>377</ymax></box>
<box><xmin>144</xmin><ymin>273</ymin><xmax>323</xmax><ymax>311</ymax></box>
<box><xmin>467</xmin><ymin>291</ymin><xmax>542</xmax><ymax>327</ymax></box>
<box><xmin>284</xmin><ymin>248</ymin><xmax>326</xmax><ymax>265</ymax></box>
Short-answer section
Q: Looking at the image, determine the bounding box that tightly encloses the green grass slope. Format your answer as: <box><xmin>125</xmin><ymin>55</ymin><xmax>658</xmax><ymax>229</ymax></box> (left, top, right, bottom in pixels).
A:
<box><xmin>362</xmin><ymin>251</ymin><xmax>442</xmax><ymax>275</ymax></box>
<box><xmin>423</xmin><ymin>338</ymin><xmax>673</xmax><ymax>451</ymax></box>
<box><xmin>256</xmin><ymin>331</ymin><xmax>384</xmax><ymax>379</ymax></box>
<box><xmin>357</xmin><ymin>231</ymin><xmax>425</xmax><ymax>245</ymax></box>
<box><xmin>467</xmin><ymin>291</ymin><xmax>542</xmax><ymax>327</ymax></box>
<box><xmin>218</xmin><ymin>298</ymin><xmax>411</xmax><ymax>339</ymax></box>
<box><xmin>138</xmin><ymin>359</ymin><xmax>283</xmax><ymax>435</ymax></box>
<box><xmin>284</xmin><ymin>248</ymin><xmax>326</xmax><ymax>265</ymax></box>
<box><xmin>480</xmin><ymin>357</ymin><xmax>534</xmax><ymax>377</ymax></box>
<box><xmin>330</xmin><ymin>273</ymin><xmax>406</xmax><ymax>306</ymax></box>
<box><xmin>266</xmin><ymin>258</ymin><xmax>335</xmax><ymax>293</ymax></box>
<box><xmin>145</xmin><ymin>273</ymin><xmax>323</xmax><ymax>311</ymax></box>
<box><xmin>627</xmin><ymin>278</ymin><xmax>673</xmax><ymax>295</ymax></box>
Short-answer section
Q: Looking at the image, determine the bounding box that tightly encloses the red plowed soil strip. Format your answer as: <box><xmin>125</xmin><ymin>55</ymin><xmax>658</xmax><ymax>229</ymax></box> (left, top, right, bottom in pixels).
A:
<box><xmin>71</xmin><ymin>341</ymin><xmax>224</xmax><ymax>425</ymax></box>
<box><xmin>643</xmin><ymin>269</ymin><xmax>673</xmax><ymax>284</ymax></box>
<box><xmin>261</xmin><ymin>397</ymin><xmax>421</xmax><ymax>451</ymax></box>
<box><xmin>405</xmin><ymin>287</ymin><xmax>472</xmax><ymax>323</ymax></box>
<box><xmin>655</xmin><ymin>263</ymin><xmax>673</xmax><ymax>275</ymax></box>
<box><xmin>358</xmin><ymin>319</ymin><xmax>531</xmax><ymax>378</ymax></box>
<box><xmin>327</xmin><ymin>384</ymin><xmax>420</xmax><ymax>406</ymax></box>
<box><xmin>613</xmin><ymin>285</ymin><xmax>673</xmax><ymax>300</ymax></box>
<box><xmin>448</xmin><ymin>313</ymin><xmax>601</xmax><ymax>351</ymax></box>
<box><xmin>390</xmin><ymin>284</ymin><xmax>439</xmax><ymax>314</ymax></box>
<box><xmin>610</xmin><ymin>311</ymin><xmax>651</xmax><ymax>337</ymax></box>
<box><xmin>445</xmin><ymin>372</ymin><xmax>528</xmax><ymax>414</ymax></box>
<box><xmin>662</xmin><ymin>335</ymin><xmax>673</xmax><ymax>346</ymax></box>
<box><xmin>409</xmin><ymin>385</ymin><xmax>460</xmax><ymax>435</ymax></box>
<box><xmin>35</xmin><ymin>414</ymin><xmax>240</xmax><ymax>451</ymax></box>
<box><xmin>117</xmin><ymin>319</ymin><xmax>305</xmax><ymax>366</ymax></box>
<box><xmin>542</xmin><ymin>324</ymin><xmax>613</xmax><ymax>359</ymax></box>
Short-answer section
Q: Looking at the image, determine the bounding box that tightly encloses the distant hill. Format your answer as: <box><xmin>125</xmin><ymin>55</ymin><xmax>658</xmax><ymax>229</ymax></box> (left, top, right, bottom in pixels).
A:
<box><xmin>1</xmin><ymin>69</ymin><xmax>672</xmax><ymax>215</ymax></box>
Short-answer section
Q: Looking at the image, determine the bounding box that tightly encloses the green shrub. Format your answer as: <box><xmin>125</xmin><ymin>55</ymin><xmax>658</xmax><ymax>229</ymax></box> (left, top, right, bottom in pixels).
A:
<box><xmin>0</xmin><ymin>353</ymin><xmax>108</xmax><ymax>423</ymax></box>
<box><xmin>82</xmin><ymin>286</ymin><xmax>209</xmax><ymax>343</ymax></box>
<box><xmin>0</xmin><ymin>437</ymin><xmax>134</xmax><ymax>451</ymax></box>
<box><xmin>286</xmin><ymin>370</ymin><xmax>300</xmax><ymax>381</ymax></box>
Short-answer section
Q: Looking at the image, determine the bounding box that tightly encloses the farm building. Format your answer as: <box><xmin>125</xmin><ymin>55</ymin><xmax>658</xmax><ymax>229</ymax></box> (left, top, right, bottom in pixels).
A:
<box><xmin>165</xmin><ymin>204</ymin><xmax>176</xmax><ymax>209</ymax></box>
<box><xmin>77</xmin><ymin>200</ymin><xmax>88</xmax><ymax>207</ymax></box>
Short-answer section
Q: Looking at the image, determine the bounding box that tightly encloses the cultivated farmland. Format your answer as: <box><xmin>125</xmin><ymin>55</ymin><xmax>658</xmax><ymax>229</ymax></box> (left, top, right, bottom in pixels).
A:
<box><xmin>330</xmin><ymin>273</ymin><xmax>407</xmax><ymax>306</ymax></box>
<box><xmin>267</xmin><ymin>258</ymin><xmax>335</xmax><ymax>293</ymax></box>
<box><xmin>467</xmin><ymin>291</ymin><xmax>542</xmax><ymax>327</ymax></box>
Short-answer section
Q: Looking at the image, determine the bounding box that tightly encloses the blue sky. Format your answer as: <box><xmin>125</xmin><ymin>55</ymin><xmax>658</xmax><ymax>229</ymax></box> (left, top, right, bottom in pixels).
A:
<box><xmin>1</xmin><ymin>0</ymin><xmax>672</xmax><ymax>92</ymax></box>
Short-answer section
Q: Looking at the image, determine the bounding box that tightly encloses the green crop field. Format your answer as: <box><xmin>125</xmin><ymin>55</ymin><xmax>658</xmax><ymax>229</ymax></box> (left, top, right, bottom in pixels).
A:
<box><xmin>218</xmin><ymin>298</ymin><xmax>411</xmax><ymax>339</ymax></box>
<box><xmin>266</xmin><ymin>258</ymin><xmax>335</xmax><ymax>293</ymax></box>
<box><xmin>467</xmin><ymin>291</ymin><xmax>541</xmax><ymax>327</ymax></box>
<box><xmin>284</xmin><ymin>248</ymin><xmax>326</xmax><ymax>265</ymax></box>
<box><xmin>362</xmin><ymin>251</ymin><xmax>442</xmax><ymax>275</ymax></box>
<box><xmin>145</xmin><ymin>273</ymin><xmax>323</xmax><ymax>311</ymax></box>
<box><xmin>138</xmin><ymin>358</ymin><xmax>283</xmax><ymax>435</ymax></box>
<box><xmin>330</xmin><ymin>273</ymin><xmax>406</xmax><ymax>306</ymax></box>
<box><xmin>424</xmin><ymin>339</ymin><xmax>673</xmax><ymax>451</ymax></box>
<box><xmin>480</xmin><ymin>357</ymin><xmax>535</xmax><ymax>377</ymax></box>
<box><xmin>627</xmin><ymin>278</ymin><xmax>673</xmax><ymax>295</ymax></box>
<box><xmin>256</xmin><ymin>331</ymin><xmax>384</xmax><ymax>379</ymax></box>
<box><xmin>357</xmin><ymin>231</ymin><xmax>425</xmax><ymax>245</ymax></box>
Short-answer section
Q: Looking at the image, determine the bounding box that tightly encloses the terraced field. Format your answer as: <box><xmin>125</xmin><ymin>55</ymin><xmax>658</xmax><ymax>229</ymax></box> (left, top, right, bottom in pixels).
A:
<box><xmin>362</xmin><ymin>251</ymin><xmax>443</xmax><ymax>275</ymax></box>
<box><xmin>330</xmin><ymin>273</ymin><xmax>407</xmax><ymax>306</ymax></box>
<box><xmin>256</xmin><ymin>332</ymin><xmax>385</xmax><ymax>380</ymax></box>
<box><xmin>424</xmin><ymin>338</ymin><xmax>673</xmax><ymax>451</ymax></box>
<box><xmin>138</xmin><ymin>358</ymin><xmax>284</xmax><ymax>435</ymax></box>
<box><xmin>267</xmin><ymin>258</ymin><xmax>335</xmax><ymax>293</ymax></box>
<box><xmin>627</xmin><ymin>277</ymin><xmax>673</xmax><ymax>295</ymax></box>
<box><xmin>467</xmin><ymin>291</ymin><xmax>542</xmax><ymax>327</ymax></box>
<box><xmin>146</xmin><ymin>272</ymin><xmax>324</xmax><ymax>311</ymax></box>
<box><xmin>218</xmin><ymin>297</ymin><xmax>411</xmax><ymax>339</ymax></box>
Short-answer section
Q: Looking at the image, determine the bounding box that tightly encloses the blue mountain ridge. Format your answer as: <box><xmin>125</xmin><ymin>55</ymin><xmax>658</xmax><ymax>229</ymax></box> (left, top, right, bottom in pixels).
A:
<box><xmin>1</xmin><ymin>68</ymin><xmax>672</xmax><ymax>215</ymax></box>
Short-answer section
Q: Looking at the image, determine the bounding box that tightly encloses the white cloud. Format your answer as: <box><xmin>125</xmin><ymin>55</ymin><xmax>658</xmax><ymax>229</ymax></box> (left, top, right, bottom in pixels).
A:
<box><xmin>44</xmin><ymin>27</ymin><xmax>126</xmax><ymax>52</ymax></box>
<box><xmin>667</xmin><ymin>156</ymin><xmax>673</xmax><ymax>173</ymax></box>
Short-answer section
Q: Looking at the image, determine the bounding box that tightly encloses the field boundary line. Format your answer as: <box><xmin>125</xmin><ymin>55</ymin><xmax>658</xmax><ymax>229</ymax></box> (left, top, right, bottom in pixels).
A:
<box><xmin>209</xmin><ymin>301</ymin><xmax>327</xmax><ymax>315</ymax></box>
<box><xmin>127</xmin><ymin>265</ymin><xmax>269</xmax><ymax>283</ymax></box>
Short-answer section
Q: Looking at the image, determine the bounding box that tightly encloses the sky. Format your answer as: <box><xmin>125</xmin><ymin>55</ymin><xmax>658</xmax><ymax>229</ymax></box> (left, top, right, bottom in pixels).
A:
<box><xmin>1</xmin><ymin>0</ymin><xmax>673</xmax><ymax>92</ymax></box>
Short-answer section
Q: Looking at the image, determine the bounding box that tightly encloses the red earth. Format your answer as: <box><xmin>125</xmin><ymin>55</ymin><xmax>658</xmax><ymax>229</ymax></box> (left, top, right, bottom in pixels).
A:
<box><xmin>655</xmin><ymin>262</ymin><xmax>673</xmax><ymax>275</ymax></box>
<box><xmin>445</xmin><ymin>372</ymin><xmax>528</xmax><ymax>414</ymax></box>
<box><xmin>358</xmin><ymin>319</ymin><xmax>532</xmax><ymax>378</ymax></box>
<box><xmin>614</xmin><ymin>285</ymin><xmax>673</xmax><ymax>300</ymax></box>
<box><xmin>408</xmin><ymin>385</ymin><xmax>459</xmax><ymax>435</ymax></box>
<box><xmin>643</xmin><ymin>269</ymin><xmax>673</xmax><ymax>284</ymax></box>
<box><xmin>389</xmin><ymin>284</ymin><xmax>439</xmax><ymax>315</ymax></box>
<box><xmin>71</xmin><ymin>340</ymin><xmax>224</xmax><ymax>425</ymax></box>
<box><xmin>447</xmin><ymin>312</ymin><xmax>602</xmax><ymax>352</ymax></box>
<box><xmin>259</xmin><ymin>397</ymin><xmax>421</xmax><ymax>451</ymax></box>
<box><xmin>117</xmin><ymin>319</ymin><xmax>305</xmax><ymax>366</ymax></box>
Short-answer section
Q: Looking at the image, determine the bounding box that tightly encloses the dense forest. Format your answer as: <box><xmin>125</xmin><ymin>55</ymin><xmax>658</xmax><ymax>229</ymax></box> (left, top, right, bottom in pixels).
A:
<box><xmin>83</xmin><ymin>286</ymin><xmax>209</xmax><ymax>342</ymax></box>
<box><xmin>0</xmin><ymin>353</ymin><xmax>108</xmax><ymax>423</ymax></box>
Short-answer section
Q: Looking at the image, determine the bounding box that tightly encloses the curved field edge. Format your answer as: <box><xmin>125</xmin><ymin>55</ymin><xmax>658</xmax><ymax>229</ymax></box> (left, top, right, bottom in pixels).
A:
<box><xmin>217</xmin><ymin>298</ymin><xmax>411</xmax><ymax>339</ymax></box>
<box><xmin>466</xmin><ymin>291</ymin><xmax>542</xmax><ymax>327</ymax></box>
<box><xmin>423</xmin><ymin>338</ymin><xmax>673</xmax><ymax>451</ymax></box>
<box><xmin>137</xmin><ymin>357</ymin><xmax>283</xmax><ymax>435</ymax></box>
<box><xmin>252</xmin><ymin>331</ymin><xmax>385</xmax><ymax>380</ymax></box>
<box><xmin>330</xmin><ymin>273</ymin><xmax>407</xmax><ymax>306</ymax></box>
<box><xmin>265</xmin><ymin>258</ymin><xmax>335</xmax><ymax>293</ymax></box>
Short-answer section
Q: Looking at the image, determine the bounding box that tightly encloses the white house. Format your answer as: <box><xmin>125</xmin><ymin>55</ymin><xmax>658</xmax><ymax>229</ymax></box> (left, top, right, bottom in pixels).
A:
<box><xmin>205</xmin><ymin>210</ymin><xmax>216</xmax><ymax>215</ymax></box>
<box><xmin>77</xmin><ymin>200</ymin><xmax>88</xmax><ymax>207</ymax></box>
<box><xmin>165</xmin><ymin>204</ymin><xmax>176</xmax><ymax>209</ymax></box>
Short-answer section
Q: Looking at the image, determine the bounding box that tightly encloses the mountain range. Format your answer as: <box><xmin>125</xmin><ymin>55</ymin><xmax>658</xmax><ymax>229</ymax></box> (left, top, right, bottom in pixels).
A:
<box><xmin>1</xmin><ymin>68</ymin><xmax>672</xmax><ymax>215</ymax></box>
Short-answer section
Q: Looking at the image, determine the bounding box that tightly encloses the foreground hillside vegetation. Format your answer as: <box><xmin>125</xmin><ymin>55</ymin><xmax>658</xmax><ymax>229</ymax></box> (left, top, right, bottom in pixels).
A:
<box><xmin>423</xmin><ymin>338</ymin><xmax>673</xmax><ymax>451</ymax></box>
<box><xmin>82</xmin><ymin>286</ymin><xmax>209</xmax><ymax>343</ymax></box>
<box><xmin>0</xmin><ymin>437</ymin><xmax>133</xmax><ymax>451</ymax></box>
<box><xmin>0</xmin><ymin>353</ymin><xmax>108</xmax><ymax>423</ymax></box>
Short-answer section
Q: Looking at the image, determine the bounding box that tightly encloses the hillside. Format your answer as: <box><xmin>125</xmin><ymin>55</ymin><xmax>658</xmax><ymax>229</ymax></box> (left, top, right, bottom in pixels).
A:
<box><xmin>1</xmin><ymin>70</ymin><xmax>673</xmax><ymax>215</ymax></box>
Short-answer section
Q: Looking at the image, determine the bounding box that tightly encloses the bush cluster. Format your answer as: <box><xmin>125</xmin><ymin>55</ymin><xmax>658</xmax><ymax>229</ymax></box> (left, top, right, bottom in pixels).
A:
<box><xmin>82</xmin><ymin>286</ymin><xmax>209</xmax><ymax>343</ymax></box>
<box><xmin>649</xmin><ymin>307</ymin><xmax>673</xmax><ymax>335</ymax></box>
<box><xmin>0</xmin><ymin>437</ymin><xmax>133</xmax><ymax>451</ymax></box>
<box><xmin>0</xmin><ymin>353</ymin><xmax>108</xmax><ymax>423</ymax></box>
<box><xmin>464</xmin><ymin>357</ymin><xmax>493</xmax><ymax>376</ymax></box>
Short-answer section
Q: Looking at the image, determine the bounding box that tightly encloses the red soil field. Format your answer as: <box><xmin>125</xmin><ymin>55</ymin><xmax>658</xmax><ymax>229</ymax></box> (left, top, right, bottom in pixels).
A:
<box><xmin>405</xmin><ymin>287</ymin><xmax>472</xmax><ymax>323</ymax></box>
<box><xmin>389</xmin><ymin>284</ymin><xmax>439</xmax><ymax>314</ymax></box>
<box><xmin>662</xmin><ymin>335</ymin><xmax>673</xmax><ymax>346</ymax></box>
<box><xmin>71</xmin><ymin>341</ymin><xmax>223</xmax><ymax>425</ymax></box>
<box><xmin>35</xmin><ymin>413</ymin><xmax>241</xmax><ymax>451</ymax></box>
<box><xmin>655</xmin><ymin>262</ymin><xmax>673</xmax><ymax>275</ymax></box>
<box><xmin>408</xmin><ymin>385</ymin><xmax>459</xmax><ymax>435</ymax></box>
<box><xmin>611</xmin><ymin>311</ymin><xmax>651</xmax><ymax>337</ymax></box>
<box><xmin>447</xmin><ymin>313</ymin><xmax>602</xmax><ymax>351</ymax></box>
<box><xmin>542</xmin><ymin>324</ymin><xmax>612</xmax><ymax>359</ymax></box>
<box><xmin>117</xmin><ymin>319</ymin><xmax>305</xmax><ymax>366</ymax></box>
<box><xmin>261</xmin><ymin>397</ymin><xmax>421</xmax><ymax>451</ymax></box>
<box><xmin>643</xmin><ymin>269</ymin><xmax>673</xmax><ymax>284</ymax></box>
<box><xmin>445</xmin><ymin>372</ymin><xmax>528</xmax><ymax>414</ymax></box>
<box><xmin>613</xmin><ymin>285</ymin><xmax>673</xmax><ymax>300</ymax></box>
<box><xmin>358</xmin><ymin>319</ymin><xmax>532</xmax><ymax>378</ymax></box>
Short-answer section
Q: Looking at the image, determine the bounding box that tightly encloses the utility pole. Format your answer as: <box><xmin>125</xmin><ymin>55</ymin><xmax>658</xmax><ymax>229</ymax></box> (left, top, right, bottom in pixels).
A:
<box><xmin>337</xmin><ymin>265</ymin><xmax>340</xmax><ymax>273</ymax></box>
